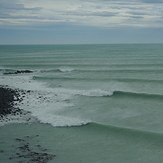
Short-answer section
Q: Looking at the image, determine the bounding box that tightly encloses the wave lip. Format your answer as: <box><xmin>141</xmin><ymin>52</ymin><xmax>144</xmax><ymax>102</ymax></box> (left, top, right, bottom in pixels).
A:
<box><xmin>36</xmin><ymin>115</ymin><xmax>90</xmax><ymax>127</ymax></box>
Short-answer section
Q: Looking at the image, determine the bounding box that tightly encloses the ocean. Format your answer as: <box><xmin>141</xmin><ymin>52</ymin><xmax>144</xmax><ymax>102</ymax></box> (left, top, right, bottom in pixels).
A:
<box><xmin>1</xmin><ymin>44</ymin><xmax>163</xmax><ymax>162</ymax></box>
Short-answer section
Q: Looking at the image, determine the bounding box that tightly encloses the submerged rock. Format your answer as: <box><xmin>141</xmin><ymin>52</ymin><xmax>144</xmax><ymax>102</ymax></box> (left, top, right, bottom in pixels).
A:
<box><xmin>9</xmin><ymin>135</ymin><xmax>56</xmax><ymax>163</ymax></box>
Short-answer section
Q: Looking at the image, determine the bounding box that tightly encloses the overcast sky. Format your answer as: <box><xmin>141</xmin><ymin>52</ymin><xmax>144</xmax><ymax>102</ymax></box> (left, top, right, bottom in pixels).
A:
<box><xmin>0</xmin><ymin>0</ymin><xmax>163</xmax><ymax>44</ymax></box>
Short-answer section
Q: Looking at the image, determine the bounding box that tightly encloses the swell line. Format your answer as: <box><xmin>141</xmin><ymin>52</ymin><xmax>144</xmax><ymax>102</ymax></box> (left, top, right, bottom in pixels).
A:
<box><xmin>40</xmin><ymin>68</ymin><xmax>163</xmax><ymax>73</ymax></box>
<box><xmin>33</xmin><ymin>75</ymin><xmax>163</xmax><ymax>85</ymax></box>
<box><xmin>86</xmin><ymin>122</ymin><xmax>163</xmax><ymax>140</ymax></box>
<box><xmin>112</xmin><ymin>91</ymin><xmax>163</xmax><ymax>99</ymax></box>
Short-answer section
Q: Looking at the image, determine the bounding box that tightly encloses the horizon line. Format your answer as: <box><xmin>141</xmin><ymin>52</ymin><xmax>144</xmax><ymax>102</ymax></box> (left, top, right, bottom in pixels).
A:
<box><xmin>1</xmin><ymin>43</ymin><xmax>163</xmax><ymax>46</ymax></box>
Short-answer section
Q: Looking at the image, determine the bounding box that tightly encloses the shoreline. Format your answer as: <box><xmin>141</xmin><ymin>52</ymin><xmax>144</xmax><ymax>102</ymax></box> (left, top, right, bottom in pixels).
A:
<box><xmin>0</xmin><ymin>85</ymin><xmax>56</xmax><ymax>162</ymax></box>
<box><xmin>0</xmin><ymin>86</ymin><xmax>24</xmax><ymax>117</ymax></box>
<box><xmin>0</xmin><ymin>69</ymin><xmax>33</xmax><ymax>117</ymax></box>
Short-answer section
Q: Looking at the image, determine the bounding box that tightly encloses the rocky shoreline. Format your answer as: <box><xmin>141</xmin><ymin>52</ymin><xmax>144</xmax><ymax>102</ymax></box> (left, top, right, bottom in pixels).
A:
<box><xmin>0</xmin><ymin>86</ymin><xmax>24</xmax><ymax>117</ymax></box>
<box><xmin>0</xmin><ymin>85</ymin><xmax>56</xmax><ymax>162</ymax></box>
<box><xmin>0</xmin><ymin>69</ymin><xmax>33</xmax><ymax>116</ymax></box>
<box><xmin>0</xmin><ymin>85</ymin><xmax>33</xmax><ymax>117</ymax></box>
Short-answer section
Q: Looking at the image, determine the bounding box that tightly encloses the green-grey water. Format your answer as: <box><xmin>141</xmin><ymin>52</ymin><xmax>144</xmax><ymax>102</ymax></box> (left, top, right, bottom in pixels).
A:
<box><xmin>1</xmin><ymin>44</ymin><xmax>163</xmax><ymax>163</ymax></box>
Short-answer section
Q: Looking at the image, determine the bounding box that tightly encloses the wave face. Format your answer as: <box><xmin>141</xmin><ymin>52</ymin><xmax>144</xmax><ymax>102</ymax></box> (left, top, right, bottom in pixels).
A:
<box><xmin>1</xmin><ymin>44</ymin><xmax>163</xmax><ymax>133</ymax></box>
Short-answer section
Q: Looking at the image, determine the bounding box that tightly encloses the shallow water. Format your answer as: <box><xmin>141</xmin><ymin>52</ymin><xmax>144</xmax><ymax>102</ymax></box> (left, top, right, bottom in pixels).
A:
<box><xmin>1</xmin><ymin>123</ymin><xmax>163</xmax><ymax>163</ymax></box>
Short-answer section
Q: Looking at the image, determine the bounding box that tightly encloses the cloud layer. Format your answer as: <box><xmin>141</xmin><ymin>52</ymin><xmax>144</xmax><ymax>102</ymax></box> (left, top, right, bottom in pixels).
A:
<box><xmin>0</xmin><ymin>0</ymin><xmax>163</xmax><ymax>29</ymax></box>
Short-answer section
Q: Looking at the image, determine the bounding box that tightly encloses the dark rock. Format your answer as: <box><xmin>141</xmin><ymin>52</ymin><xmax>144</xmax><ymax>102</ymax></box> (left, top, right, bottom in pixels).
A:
<box><xmin>0</xmin><ymin>86</ymin><xmax>28</xmax><ymax>117</ymax></box>
<box><xmin>3</xmin><ymin>70</ymin><xmax>33</xmax><ymax>75</ymax></box>
<box><xmin>0</xmin><ymin>87</ymin><xmax>17</xmax><ymax>116</ymax></box>
<box><xmin>14</xmin><ymin>138</ymin><xmax>25</xmax><ymax>142</ymax></box>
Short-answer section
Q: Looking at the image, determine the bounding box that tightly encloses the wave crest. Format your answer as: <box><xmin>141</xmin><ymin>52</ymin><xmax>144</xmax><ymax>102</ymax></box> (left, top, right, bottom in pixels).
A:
<box><xmin>77</xmin><ymin>89</ymin><xmax>112</xmax><ymax>97</ymax></box>
<box><xmin>111</xmin><ymin>90</ymin><xmax>163</xmax><ymax>99</ymax></box>
<box><xmin>59</xmin><ymin>67</ymin><xmax>74</xmax><ymax>72</ymax></box>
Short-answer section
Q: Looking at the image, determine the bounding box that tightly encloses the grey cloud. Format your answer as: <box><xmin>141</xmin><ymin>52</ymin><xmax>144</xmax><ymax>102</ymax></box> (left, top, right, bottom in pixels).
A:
<box><xmin>92</xmin><ymin>11</ymin><xmax>118</xmax><ymax>17</ymax></box>
<box><xmin>140</xmin><ymin>0</ymin><xmax>163</xmax><ymax>3</ymax></box>
<box><xmin>129</xmin><ymin>15</ymin><xmax>144</xmax><ymax>19</ymax></box>
<box><xmin>0</xmin><ymin>3</ymin><xmax>24</xmax><ymax>10</ymax></box>
<box><xmin>0</xmin><ymin>2</ymin><xmax>42</xmax><ymax>22</ymax></box>
<box><xmin>127</xmin><ymin>11</ymin><xmax>148</xmax><ymax>16</ymax></box>
<box><xmin>0</xmin><ymin>11</ymin><xmax>55</xmax><ymax>22</ymax></box>
<box><xmin>90</xmin><ymin>0</ymin><xmax>163</xmax><ymax>4</ymax></box>
<box><xmin>65</xmin><ymin>11</ymin><xmax>118</xmax><ymax>17</ymax></box>
<box><xmin>0</xmin><ymin>14</ymin><xmax>41</xmax><ymax>20</ymax></box>
<box><xmin>0</xmin><ymin>2</ymin><xmax>42</xmax><ymax>11</ymax></box>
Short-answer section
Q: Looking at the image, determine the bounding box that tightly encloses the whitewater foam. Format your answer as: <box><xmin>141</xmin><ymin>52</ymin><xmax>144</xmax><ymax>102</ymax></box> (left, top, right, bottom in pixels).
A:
<box><xmin>58</xmin><ymin>67</ymin><xmax>74</xmax><ymax>72</ymax></box>
<box><xmin>0</xmin><ymin>75</ymin><xmax>90</xmax><ymax>127</ymax></box>
<box><xmin>76</xmin><ymin>89</ymin><xmax>112</xmax><ymax>97</ymax></box>
<box><xmin>0</xmin><ymin>111</ymin><xmax>35</xmax><ymax>126</ymax></box>
<box><xmin>1</xmin><ymin>74</ymin><xmax>130</xmax><ymax>127</ymax></box>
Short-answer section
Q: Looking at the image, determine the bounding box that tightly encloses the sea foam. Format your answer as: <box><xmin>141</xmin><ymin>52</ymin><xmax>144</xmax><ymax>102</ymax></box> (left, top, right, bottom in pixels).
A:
<box><xmin>58</xmin><ymin>67</ymin><xmax>74</xmax><ymax>72</ymax></box>
<box><xmin>0</xmin><ymin>75</ymin><xmax>90</xmax><ymax>127</ymax></box>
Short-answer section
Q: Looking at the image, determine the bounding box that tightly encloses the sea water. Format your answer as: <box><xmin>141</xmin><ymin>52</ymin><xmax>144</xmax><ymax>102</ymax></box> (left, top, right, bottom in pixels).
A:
<box><xmin>1</xmin><ymin>44</ymin><xmax>163</xmax><ymax>163</ymax></box>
